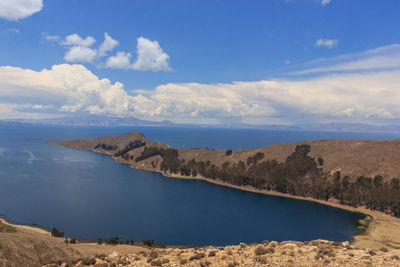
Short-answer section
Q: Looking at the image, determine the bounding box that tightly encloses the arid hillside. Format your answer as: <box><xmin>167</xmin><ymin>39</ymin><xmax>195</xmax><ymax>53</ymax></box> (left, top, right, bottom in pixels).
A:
<box><xmin>51</xmin><ymin>132</ymin><xmax>400</xmax><ymax>180</ymax></box>
<box><xmin>3</xmin><ymin>218</ymin><xmax>400</xmax><ymax>267</ymax></box>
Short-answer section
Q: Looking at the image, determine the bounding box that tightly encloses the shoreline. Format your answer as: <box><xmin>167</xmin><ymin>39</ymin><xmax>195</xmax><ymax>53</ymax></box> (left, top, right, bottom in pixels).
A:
<box><xmin>3</xmin><ymin>160</ymin><xmax>400</xmax><ymax>250</ymax></box>
<box><xmin>23</xmin><ymin>142</ymin><xmax>400</xmax><ymax>249</ymax></box>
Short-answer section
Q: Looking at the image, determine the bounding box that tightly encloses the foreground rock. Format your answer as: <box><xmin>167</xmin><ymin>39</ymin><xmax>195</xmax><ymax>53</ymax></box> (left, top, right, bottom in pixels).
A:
<box><xmin>45</xmin><ymin>240</ymin><xmax>400</xmax><ymax>267</ymax></box>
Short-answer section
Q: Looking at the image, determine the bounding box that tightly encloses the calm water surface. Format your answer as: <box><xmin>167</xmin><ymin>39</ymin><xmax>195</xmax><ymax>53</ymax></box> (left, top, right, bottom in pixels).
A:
<box><xmin>0</xmin><ymin>125</ymin><xmax>398</xmax><ymax>246</ymax></box>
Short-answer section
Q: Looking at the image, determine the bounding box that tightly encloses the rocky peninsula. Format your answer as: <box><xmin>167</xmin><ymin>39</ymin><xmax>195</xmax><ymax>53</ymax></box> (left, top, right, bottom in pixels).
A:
<box><xmin>49</xmin><ymin>131</ymin><xmax>400</xmax><ymax>250</ymax></box>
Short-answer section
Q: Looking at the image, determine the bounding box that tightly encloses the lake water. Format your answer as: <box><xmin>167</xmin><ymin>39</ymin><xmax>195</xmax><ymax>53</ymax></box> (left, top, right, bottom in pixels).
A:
<box><xmin>0</xmin><ymin>125</ymin><xmax>398</xmax><ymax>246</ymax></box>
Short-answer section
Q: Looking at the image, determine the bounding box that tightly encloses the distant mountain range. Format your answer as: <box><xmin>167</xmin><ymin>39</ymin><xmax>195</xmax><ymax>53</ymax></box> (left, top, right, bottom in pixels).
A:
<box><xmin>0</xmin><ymin>120</ymin><xmax>22</xmax><ymax>125</ymax></box>
<box><xmin>3</xmin><ymin>115</ymin><xmax>177</xmax><ymax>127</ymax></box>
<box><xmin>2</xmin><ymin>115</ymin><xmax>400</xmax><ymax>132</ymax></box>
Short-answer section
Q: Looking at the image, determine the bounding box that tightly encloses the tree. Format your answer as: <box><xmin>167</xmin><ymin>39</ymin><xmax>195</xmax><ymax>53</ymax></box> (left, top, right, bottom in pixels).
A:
<box><xmin>51</xmin><ymin>227</ymin><xmax>64</xmax><ymax>238</ymax></box>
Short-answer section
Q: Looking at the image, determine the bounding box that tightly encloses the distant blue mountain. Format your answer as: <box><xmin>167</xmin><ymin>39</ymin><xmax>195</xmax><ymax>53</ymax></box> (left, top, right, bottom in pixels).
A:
<box><xmin>3</xmin><ymin>116</ymin><xmax>400</xmax><ymax>132</ymax></box>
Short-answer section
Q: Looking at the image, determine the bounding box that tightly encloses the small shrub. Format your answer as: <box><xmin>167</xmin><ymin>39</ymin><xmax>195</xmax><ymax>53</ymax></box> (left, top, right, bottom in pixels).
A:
<box><xmin>138</xmin><ymin>251</ymin><xmax>148</xmax><ymax>257</ymax></box>
<box><xmin>314</xmin><ymin>253</ymin><xmax>324</xmax><ymax>260</ymax></box>
<box><xmin>225</xmin><ymin>150</ymin><xmax>232</xmax><ymax>156</ymax></box>
<box><xmin>149</xmin><ymin>251</ymin><xmax>158</xmax><ymax>259</ymax></box>
<box><xmin>106</xmin><ymin>236</ymin><xmax>119</xmax><ymax>245</ymax></box>
<box><xmin>81</xmin><ymin>257</ymin><xmax>96</xmax><ymax>265</ymax></box>
<box><xmin>51</xmin><ymin>227</ymin><xmax>64</xmax><ymax>238</ymax></box>
<box><xmin>143</xmin><ymin>239</ymin><xmax>154</xmax><ymax>247</ymax></box>
<box><xmin>260</xmin><ymin>256</ymin><xmax>268</xmax><ymax>264</ymax></box>
<box><xmin>208</xmin><ymin>251</ymin><xmax>216</xmax><ymax>257</ymax></box>
<box><xmin>151</xmin><ymin>259</ymin><xmax>162</xmax><ymax>266</ymax></box>
<box><xmin>189</xmin><ymin>253</ymin><xmax>205</xmax><ymax>261</ymax></box>
<box><xmin>96</xmin><ymin>253</ymin><xmax>106</xmax><ymax>260</ymax></box>
<box><xmin>254</xmin><ymin>246</ymin><xmax>267</xmax><ymax>256</ymax></box>
<box><xmin>266</xmin><ymin>247</ymin><xmax>275</xmax><ymax>254</ymax></box>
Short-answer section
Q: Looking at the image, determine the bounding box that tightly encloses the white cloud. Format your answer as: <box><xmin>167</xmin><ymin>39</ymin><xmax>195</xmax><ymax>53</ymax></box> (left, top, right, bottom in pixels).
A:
<box><xmin>44</xmin><ymin>33</ymin><xmax>172</xmax><ymax>72</ymax></box>
<box><xmin>103</xmin><ymin>37</ymin><xmax>172</xmax><ymax>71</ymax></box>
<box><xmin>42</xmin><ymin>33</ymin><xmax>60</xmax><ymax>42</ymax></box>
<box><xmin>5</xmin><ymin>28</ymin><xmax>20</xmax><ymax>34</ymax></box>
<box><xmin>131</xmin><ymin>37</ymin><xmax>172</xmax><ymax>72</ymax></box>
<box><xmin>293</xmin><ymin>43</ymin><xmax>400</xmax><ymax>75</ymax></box>
<box><xmin>1</xmin><ymin>58</ymin><xmax>400</xmax><ymax>124</ymax></box>
<box><xmin>99</xmin><ymin>33</ymin><xmax>119</xmax><ymax>57</ymax></box>
<box><xmin>64</xmin><ymin>46</ymin><xmax>97</xmax><ymax>63</ymax></box>
<box><xmin>105</xmin><ymin>52</ymin><xmax>132</xmax><ymax>69</ymax></box>
<box><xmin>0</xmin><ymin>64</ymin><xmax>137</xmax><ymax>118</ymax></box>
<box><xmin>60</xmin><ymin>34</ymin><xmax>98</xmax><ymax>63</ymax></box>
<box><xmin>321</xmin><ymin>0</ymin><xmax>332</xmax><ymax>6</ymax></box>
<box><xmin>62</xmin><ymin>34</ymin><xmax>96</xmax><ymax>47</ymax></box>
<box><xmin>0</xmin><ymin>0</ymin><xmax>43</xmax><ymax>21</ymax></box>
<box><xmin>315</xmin><ymin>39</ymin><xmax>338</xmax><ymax>48</ymax></box>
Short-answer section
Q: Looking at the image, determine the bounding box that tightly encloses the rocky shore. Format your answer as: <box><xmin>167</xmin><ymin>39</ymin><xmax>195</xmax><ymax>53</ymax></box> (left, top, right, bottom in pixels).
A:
<box><xmin>43</xmin><ymin>240</ymin><xmax>400</xmax><ymax>267</ymax></box>
<box><xmin>3</xmin><ymin>217</ymin><xmax>400</xmax><ymax>266</ymax></box>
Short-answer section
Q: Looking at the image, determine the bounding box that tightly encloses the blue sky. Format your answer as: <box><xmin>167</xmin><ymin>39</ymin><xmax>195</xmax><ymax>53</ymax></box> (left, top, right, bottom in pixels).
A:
<box><xmin>1</xmin><ymin>0</ymin><xmax>400</xmax><ymax>125</ymax></box>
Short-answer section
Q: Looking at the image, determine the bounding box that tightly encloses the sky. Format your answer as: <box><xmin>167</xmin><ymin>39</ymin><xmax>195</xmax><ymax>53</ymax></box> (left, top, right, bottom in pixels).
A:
<box><xmin>0</xmin><ymin>0</ymin><xmax>400</xmax><ymax>125</ymax></box>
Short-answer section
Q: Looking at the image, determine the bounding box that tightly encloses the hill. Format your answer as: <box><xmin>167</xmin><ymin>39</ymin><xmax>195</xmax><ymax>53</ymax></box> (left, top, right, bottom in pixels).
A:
<box><xmin>51</xmin><ymin>131</ymin><xmax>400</xmax><ymax>180</ymax></box>
<box><xmin>51</xmin><ymin>132</ymin><xmax>400</xmax><ymax>219</ymax></box>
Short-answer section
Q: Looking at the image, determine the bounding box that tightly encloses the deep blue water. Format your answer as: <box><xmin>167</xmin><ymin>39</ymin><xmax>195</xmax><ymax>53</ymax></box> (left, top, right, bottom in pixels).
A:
<box><xmin>0</xmin><ymin>125</ymin><xmax>398</xmax><ymax>246</ymax></box>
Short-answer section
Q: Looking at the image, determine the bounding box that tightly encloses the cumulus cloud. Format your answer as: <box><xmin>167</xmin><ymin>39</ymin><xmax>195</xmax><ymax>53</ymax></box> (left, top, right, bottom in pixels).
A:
<box><xmin>315</xmin><ymin>39</ymin><xmax>338</xmax><ymax>48</ymax></box>
<box><xmin>131</xmin><ymin>37</ymin><xmax>172</xmax><ymax>72</ymax></box>
<box><xmin>62</xmin><ymin>34</ymin><xmax>96</xmax><ymax>47</ymax></box>
<box><xmin>0</xmin><ymin>64</ymin><xmax>137</xmax><ymax>118</ymax></box>
<box><xmin>64</xmin><ymin>46</ymin><xmax>97</xmax><ymax>63</ymax></box>
<box><xmin>103</xmin><ymin>37</ymin><xmax>172</xmax><ymax>71</ymax></box>
<box><xmin>43</xmin><ymin>33</ymin><xmax>171</xmax><ymax>71</ymax></box>
<box><xmin>0</xmin><ymin>0</ymin><xmax>43</xmax><ymax>21</ymax></box>
<box><xmin>99</xmin><ymin>33</ymin><xmax>119</xmax><ymax>57</ymax></box>
<box><xmin>1</xmin><ymin>56</ymin><xmax>400</xmax><ymax>123</ymax></box>
<box><xmin>60</xmin><ymin>34</ymin><xmax>97</xmax><ymax>63</ymax></box>
<box><xmin>105</xmin><ymin>52</ymin><xmax>132</xmax><ymax>69</ymax></box>
<box><xmin>321</xmin><ymin>0</ymin><xmax>332</xmax><ymax>6</ymax></box>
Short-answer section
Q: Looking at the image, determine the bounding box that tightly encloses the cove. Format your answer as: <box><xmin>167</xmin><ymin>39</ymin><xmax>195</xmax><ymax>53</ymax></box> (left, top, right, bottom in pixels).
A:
<box><xmin>1</xmin><ymin>125</ymin><xmax>394</xmax><ymax>246</ymax></box>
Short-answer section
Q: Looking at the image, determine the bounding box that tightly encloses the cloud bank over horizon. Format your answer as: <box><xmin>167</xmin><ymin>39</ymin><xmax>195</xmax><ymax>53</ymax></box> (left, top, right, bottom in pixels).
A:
<box><xmin>1</xmin><ymin>43</ymin><xmax>400</xmax><ymax>125</ymax></box>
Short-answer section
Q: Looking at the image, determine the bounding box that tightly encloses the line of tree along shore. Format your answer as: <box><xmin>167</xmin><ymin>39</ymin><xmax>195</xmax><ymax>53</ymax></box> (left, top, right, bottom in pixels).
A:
<box><xmin>133</xmin><ymin>144</ymin><xmax>400</xmax><ymax>217</ymax></box>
